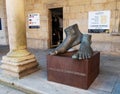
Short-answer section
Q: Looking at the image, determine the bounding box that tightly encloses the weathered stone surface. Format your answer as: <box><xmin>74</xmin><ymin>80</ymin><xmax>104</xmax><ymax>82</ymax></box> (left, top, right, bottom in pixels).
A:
<box><xmin>2</xmin><ymin>54</ymin><xmax>35</xmax><ymax>63</ymax></box>
<box><xmin>1</xmin><ymin>0</ymin><xmax>120</xmax><ymax>51</ymax></box>
<box><xmin>1</xmin><ymin>61</ymin><xmax>38</xmax><ymax>72</ymax></box>
<box><xmin>1</xmin><ymin>54</ymin><xmax>39</xmax><ymax>78</ymax></box>
<box><xmin>23</xmin><ymin>0</ymin><xmax>120</xmax><ymax>52</ymax></box>
<box><xmin>0</xmin><ymin>84</ymin><xmax>25</xmax><ymax>94</ymax></box>
<box><xmin>0</xmin><ymin>0</ymin><xmax>39</xmax><ymax>78</ymax></box>
<box><xmin>2</xmin><ymin>67</ymin><xmax>39</xmax><ymax>78</ymax></box>
<box><xmin>0</xmin><ymin>0</ymin><xmax>8</xmax><ymax>45</ymax></box>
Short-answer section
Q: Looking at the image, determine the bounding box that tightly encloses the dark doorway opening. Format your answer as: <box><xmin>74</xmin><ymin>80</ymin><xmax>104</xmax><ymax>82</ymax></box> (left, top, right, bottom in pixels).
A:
<box><xmin>50</xmin><ymin>8</ymin><xmax>63</xmax><ymax>47</ymax></box>
<box><xmin>0</xmin><ymin>18</ymin><xmax>2</xmax><ymax>30</ymax></box>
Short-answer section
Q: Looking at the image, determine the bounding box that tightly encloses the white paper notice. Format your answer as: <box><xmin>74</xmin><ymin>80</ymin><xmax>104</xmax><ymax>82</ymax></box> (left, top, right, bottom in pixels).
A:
<box><xmin>88</xmin><ymin>10</ymin><xmax>111</xmax><ymax>29</ymax></box>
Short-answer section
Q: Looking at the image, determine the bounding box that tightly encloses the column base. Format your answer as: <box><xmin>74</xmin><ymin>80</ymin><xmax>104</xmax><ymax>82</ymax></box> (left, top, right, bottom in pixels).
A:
<box><xmin>0</xmin><ymin>54</ymin><xmax>39</xmax><ymax>78</ymax></box>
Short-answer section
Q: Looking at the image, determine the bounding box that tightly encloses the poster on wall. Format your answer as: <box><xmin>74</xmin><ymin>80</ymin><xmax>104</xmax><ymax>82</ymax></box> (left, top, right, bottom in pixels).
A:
<box><xmin>28</xmin><ymin>13</ymin><xmax>40</xmax><ymax>29</ymax></box>
<box><xmin>88</xmin><ymin>10</ymin><xmax>111</xmax><ymax>33</ymax></box>
<box><xmin>0</xmin><ymin>18</ymin><xmax>2</xmax><ymax>30</ymax></box>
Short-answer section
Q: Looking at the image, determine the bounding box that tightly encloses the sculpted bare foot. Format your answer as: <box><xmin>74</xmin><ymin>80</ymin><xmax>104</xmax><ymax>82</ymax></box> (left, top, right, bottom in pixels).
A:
<box><xmin>72</xmin><ymin>34</ymin><xmax>93</xmax><ymax>59</ymax></box>
<box><xmin>49</xmin><ymin>24</ymin><xmax>83</xmax><ymax>55</ymax></box>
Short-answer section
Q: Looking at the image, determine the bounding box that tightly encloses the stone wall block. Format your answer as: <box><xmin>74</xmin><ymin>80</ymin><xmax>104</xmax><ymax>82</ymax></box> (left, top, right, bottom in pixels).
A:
<box><xmin>91</xmin><ymin>0</ymin><xmax>107</xmax><ymax>4</ymax></box>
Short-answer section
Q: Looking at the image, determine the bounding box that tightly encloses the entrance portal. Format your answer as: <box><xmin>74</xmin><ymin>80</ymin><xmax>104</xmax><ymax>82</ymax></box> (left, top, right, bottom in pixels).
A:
<box><xmin>49</xmin><ymin>8</ymin><xmax>63</xmax><ymax>47</ymax></box>
<box><xmin>0</xmin><ymin>18</ymin><xmax>2</xmax><ymax>30</ymax></box>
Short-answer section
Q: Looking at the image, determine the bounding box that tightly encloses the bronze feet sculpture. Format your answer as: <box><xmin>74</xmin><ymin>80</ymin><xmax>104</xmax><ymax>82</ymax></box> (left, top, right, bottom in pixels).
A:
<box><xmin>72</xmin><ymin>34</ymin><xmax>93</xmax><ymax>59</ymax></box>
<box><xmin>49</xmin><ymin>24</ymin><xmax>83</xmax><ymax>55</ymax></box>
<box><xmin>49</xmin><ymin>24</ymin><xmax>93</xmax><ymax>59</ymax></box>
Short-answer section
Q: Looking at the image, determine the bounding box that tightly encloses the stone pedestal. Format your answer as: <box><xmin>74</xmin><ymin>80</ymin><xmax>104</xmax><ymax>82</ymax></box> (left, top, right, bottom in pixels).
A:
<box><xmin>0</xmin><ymin>0</ymin><xmax>39</xmax><ymax>78</ymax></box>
<box><xmin>1</xmin><ymin>54</ymin><xmax>39</xmax><ymax>78</ymax></box>
<box><xmin>47</xmin><ymin>51</ymin><xmax>100</xmax><ymax>89</ymax></box>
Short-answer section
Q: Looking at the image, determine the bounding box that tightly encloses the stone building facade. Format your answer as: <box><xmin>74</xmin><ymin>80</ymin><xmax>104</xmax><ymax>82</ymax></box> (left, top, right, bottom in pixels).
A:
<box><xmin>0</xmin><ymin>0</ymin><xmax>120</xmax><ymax>52</ymax></box>
<box><xmin>25</xmin><ymin>0</ymin><xmax>120</xmax><ymax>52</ymax></box>
<box><xmin>0</xmin><ymin>0</ymin><xmax>8</xmax><ymax>45</ymax></box>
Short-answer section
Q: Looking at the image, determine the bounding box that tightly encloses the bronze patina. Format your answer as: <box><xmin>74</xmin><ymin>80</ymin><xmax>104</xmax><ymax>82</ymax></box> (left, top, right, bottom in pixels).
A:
<box><xmin>49</xmin><ymin>24</ymin><xmax>93</xmax><ymax>59</ymax></box>
<box><xmin>72</xmin><ymin>34</ymin><xmax>93</xmax><ymax>59</ymax></box>
<box><xmin>49</xmin><ymin>24</ymin><xmax>82</xmax><ymax>55</ymax></box>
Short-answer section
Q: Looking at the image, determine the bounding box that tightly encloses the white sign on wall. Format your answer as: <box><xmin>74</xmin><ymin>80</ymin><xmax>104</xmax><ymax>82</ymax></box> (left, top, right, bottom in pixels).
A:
<box><xmin>28</xmin><ymin>13</ymin><xmax>40</xmax><ymax>29</ymax></box>
<box><xmin>88</xmin><ymin>10</ymin><xmax>111</xmax><ymax>29</ymax></box>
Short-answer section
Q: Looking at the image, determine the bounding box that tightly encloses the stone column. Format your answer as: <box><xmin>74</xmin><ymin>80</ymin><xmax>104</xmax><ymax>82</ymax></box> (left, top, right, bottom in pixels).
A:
<box><xmin>0</xmin><ymin>0</ymin><xmax>39</xmax><ymax>78</ymax></box>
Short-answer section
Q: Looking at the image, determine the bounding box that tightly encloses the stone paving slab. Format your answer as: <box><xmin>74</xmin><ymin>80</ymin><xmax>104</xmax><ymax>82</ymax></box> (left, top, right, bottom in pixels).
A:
<box><xmin>112</xmin><ymin>82</ymin><xmax>120</xmax><ymax>94</ymax></box>
<box><xmin>112</xmin><ymin>74</ymin><xmax>120</xmax><ymax>94</ymax></box>
<box><xmin>91</xmin><ymin>71</ymin><xmax>117</xmax><ymax>92</ymax></box>
<box><xmin>0</xmin><ymin>69</ymin><xmax>113</xmax><ymax>94</ymax></box>
<box><xmin>0</xmin><ymin>83</ymin><xmax>25</xmax><ymax>94</ymax></box>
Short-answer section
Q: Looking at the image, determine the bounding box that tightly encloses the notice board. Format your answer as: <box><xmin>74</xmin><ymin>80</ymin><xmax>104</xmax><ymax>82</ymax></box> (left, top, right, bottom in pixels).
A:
<box><xmin>88</xmin><ymin>10</ymin><xmax>111</xmax><ymax>33</ymax></box>
<box><xmin>28</xmin><ymin>13</ymin><xmax>40</xmax><ymax>29</ymax></box>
